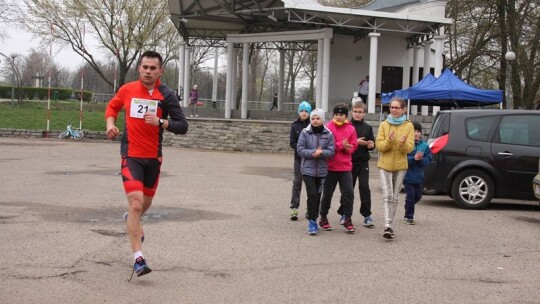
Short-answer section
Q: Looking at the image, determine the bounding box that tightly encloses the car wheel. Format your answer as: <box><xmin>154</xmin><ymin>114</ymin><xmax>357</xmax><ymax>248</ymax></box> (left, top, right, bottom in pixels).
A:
<box><xmin>451</xmin><ymin>169</ymin><xmax>494</xmax><ymax>209</ymax></box>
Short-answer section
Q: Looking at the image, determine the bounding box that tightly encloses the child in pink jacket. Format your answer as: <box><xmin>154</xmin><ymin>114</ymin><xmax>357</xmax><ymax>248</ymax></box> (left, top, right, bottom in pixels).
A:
<box><xmin>318</xmin><ymin>103</ymin><xmax>358</xmax><ymax>233</ymax></box>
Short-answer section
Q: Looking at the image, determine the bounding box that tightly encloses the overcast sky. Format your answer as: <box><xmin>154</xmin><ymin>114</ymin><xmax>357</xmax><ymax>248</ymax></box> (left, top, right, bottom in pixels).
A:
<box><xmin>2</xmin><ymin>27</ymin><xmax>101</xmax><ymax>71</ymax></box>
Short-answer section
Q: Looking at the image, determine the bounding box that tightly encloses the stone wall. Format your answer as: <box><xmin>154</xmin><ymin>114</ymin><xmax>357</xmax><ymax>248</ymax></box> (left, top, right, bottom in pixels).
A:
<box><xmin>163</xmin><ymin>119</ymin><xmax>292</xmax><ymax>153</ymax></box>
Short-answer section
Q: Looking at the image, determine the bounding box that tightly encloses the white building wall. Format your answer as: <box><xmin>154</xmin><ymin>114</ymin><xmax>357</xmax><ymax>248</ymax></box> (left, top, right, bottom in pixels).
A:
<box><xmin>328</xmin><ymin>34</ymin><xmax>436</xmax><ymax>108</ymax></box>
<box><xmin>328</xmin><ymin>35</ymin><xmax>369</xmax><ymax>105</ymax></box>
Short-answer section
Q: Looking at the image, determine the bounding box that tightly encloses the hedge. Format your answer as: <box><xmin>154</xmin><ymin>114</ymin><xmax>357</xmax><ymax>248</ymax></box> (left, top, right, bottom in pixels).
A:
<box><xmin>0</xmin><ymin>86</ymin><xmax>93</xmax><ymax>102</ymax></box>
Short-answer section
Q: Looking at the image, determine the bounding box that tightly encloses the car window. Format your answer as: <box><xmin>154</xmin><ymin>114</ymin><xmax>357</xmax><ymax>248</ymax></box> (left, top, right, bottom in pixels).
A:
<box><xmin>465</xmin><ymin>116</ymin><xmax>498</xmax><ymax>142</ymax></box>
<box><xmin>495</xmin><ymin>114</ymin><xmax>540</xmax><ymax>147</ymax></box>
<box><xmin>429</xmin><ymin>113</ymin><xmax>450</xmax><ymax>139</ymax></box>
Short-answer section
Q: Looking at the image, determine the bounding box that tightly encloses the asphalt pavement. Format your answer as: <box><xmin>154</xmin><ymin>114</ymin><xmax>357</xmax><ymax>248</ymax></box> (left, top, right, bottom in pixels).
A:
<box><xmin>0</xmin><ymin>137</ymin><xmax>539</xmax><ymax>304</ymax></box>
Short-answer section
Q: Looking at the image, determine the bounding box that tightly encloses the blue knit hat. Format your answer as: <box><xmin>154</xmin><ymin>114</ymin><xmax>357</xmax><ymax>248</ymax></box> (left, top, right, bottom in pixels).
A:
<box><xmin>298</xmin><ymin>101</ymin><xmax>312</xmax><ymax>114</ymax></box>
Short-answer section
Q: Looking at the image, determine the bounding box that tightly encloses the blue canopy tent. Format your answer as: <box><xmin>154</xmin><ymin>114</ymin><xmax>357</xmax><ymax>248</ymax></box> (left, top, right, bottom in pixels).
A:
<box><xmin>381</xmin><ymin>68</ymin><xmax>503</xmax><ymax>107</ymax></box>
<box><xmin>381</xmin><ymin>73</ymin><xmax>436</xmax><ymax>103</ymax></box>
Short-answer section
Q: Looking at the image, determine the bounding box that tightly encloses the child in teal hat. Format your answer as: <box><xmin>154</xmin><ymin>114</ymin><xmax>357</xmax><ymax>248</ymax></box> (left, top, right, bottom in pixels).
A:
<box><xmin>289</xmin><ymin>101</ymin><xmax>312</xmax><ymax>220</ymax></box>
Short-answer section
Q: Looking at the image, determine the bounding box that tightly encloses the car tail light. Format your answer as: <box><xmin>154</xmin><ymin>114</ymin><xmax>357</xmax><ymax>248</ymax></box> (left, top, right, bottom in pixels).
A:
<box><xmin>429</xmin><ymin>134</ymin><xmax>448</xmax><ymax>154</ymax></box>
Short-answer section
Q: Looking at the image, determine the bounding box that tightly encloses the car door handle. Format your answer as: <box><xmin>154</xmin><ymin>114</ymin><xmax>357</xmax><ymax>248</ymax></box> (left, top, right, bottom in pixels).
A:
<box><xmin>497</xmin><ymin>152</ymin><xmax>514</xmax><ymax>156</ymax></box>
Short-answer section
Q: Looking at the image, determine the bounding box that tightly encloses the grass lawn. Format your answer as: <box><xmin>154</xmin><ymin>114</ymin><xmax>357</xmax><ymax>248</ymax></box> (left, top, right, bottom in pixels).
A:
<box><xmin>0</xmin><ymin>101</ymin><xmax>124</xmax><ymax>132</ymax></box>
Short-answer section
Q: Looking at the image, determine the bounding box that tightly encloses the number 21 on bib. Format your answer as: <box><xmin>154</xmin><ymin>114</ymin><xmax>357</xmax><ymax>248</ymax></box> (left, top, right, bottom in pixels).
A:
<box><xmin>130</xmin><ymin>98</ymin><xmax>158</xmax><ymax>119</ymax></box>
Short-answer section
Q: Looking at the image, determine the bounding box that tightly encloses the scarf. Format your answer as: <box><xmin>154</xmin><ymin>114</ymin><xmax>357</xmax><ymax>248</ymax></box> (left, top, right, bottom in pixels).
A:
<box><xmin>312</xmin><ymin>125</ymin><xmax>325</xmax><ymax>133</ymax></box>
<box><xmin>386</xmin><ymin>114</ymin><xmax>407</xmax><ymax>125</ymax></box>
<box><xmin>332</xmin><ymin>118</ymin><xmax>348</xmax><ymax>126</ymax></box>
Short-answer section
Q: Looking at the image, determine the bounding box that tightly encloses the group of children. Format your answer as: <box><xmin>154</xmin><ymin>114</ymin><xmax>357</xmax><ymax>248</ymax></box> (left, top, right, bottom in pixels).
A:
<box><xmin>289</xmin><ymin>97</ymin><xmax>432</xmax><ymax>239</ymax></box>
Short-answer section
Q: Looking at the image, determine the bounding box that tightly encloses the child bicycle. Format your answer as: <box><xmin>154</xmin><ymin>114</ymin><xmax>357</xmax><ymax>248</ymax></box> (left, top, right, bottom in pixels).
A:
<box><xmin>58</xmin><ymin>123</ymin><xmax>84</xmax><ymax>140</ymax></box>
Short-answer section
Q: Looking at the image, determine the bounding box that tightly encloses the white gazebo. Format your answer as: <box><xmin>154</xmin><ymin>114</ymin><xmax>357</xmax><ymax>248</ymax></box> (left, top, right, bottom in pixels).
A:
<box><xmin>168</xmin><ymin>0</ymin><xmax>452</xmax><ymax>117</ymax></box>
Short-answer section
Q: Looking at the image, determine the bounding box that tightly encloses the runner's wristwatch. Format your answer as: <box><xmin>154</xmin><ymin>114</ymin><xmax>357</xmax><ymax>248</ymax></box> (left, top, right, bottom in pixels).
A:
<box><xmin>159</xmin><ymin>119</ymin><xmax>165</xmax><ymax>128</ymax></box>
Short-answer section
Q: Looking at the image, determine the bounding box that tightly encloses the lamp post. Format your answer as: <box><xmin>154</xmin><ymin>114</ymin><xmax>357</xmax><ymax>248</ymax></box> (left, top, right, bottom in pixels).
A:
<box><xmin>10</xmin><ymin>53</ymin><xmax>18</xmax><ymax>108</ymax></box>
<box><xmin>504</xmin><ymin>51</ymin><xmax>516</xmax><ymax>110</ymax></box>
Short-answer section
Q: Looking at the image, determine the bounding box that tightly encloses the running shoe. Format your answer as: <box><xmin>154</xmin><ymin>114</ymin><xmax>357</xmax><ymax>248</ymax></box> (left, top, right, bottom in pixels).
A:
<box><xmin>339</xmin><ymin>214</ymin><xmax>346</xmax><ymax>225</ymax></box>
<box><xmin>383</xmin><ymin>227</ymin><xmax>395</xmax><ymax>239</ymax></box>
<box><xmin>308</xmin><ymin>220</ymin><xmax>319</xmax><ymax>235</ymax></box>
<box><xmin>343</xmin><ymin>218</ymin><xmax>355</xmax><ymax>233</ymax></box>
<box><xmin>133</xmin><ymin>257</ymin><xmax>152</xmax><ymax>277</ymax></box>
<box><xmin>290</xmin><ymin>208</ymin><xmax>298</xmax><ymax>221</ymax></box>
<box><xmin>318</xmin><ymin>217</ymin><xmax>332</xmax><ymax>231</ymax></box>
<box><xmin>363</xmin><ymin>216</ymin><xmax>374</xmax><ymax>228</ymax></box>
<box><xmin>403</xmin><ymin>218</ymin><xmax>416</xmax><ymax>225</ymax></box>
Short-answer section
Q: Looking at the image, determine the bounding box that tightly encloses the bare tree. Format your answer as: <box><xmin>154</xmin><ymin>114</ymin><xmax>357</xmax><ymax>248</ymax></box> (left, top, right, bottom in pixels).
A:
<box><xmin>447</xmin><ymin>0</ymin><xmax>540</xmax><ymax>108</ymax></box>
<box><xmin>285</xmin><ymin>48</ymin><xmax>308</xmax><ymax>103</ymax></box>
<box><xmin>257</xmin><ymin>48</ymin><xmax>274</xmax><ymax>102</ymax></box>
<box><xmin>504</xmin><ymin>0</ymin><xmax>540</xmax><ymax>108</ymax></box>
<box><xmin>0</xmin><ymin>0</ymin><xmax>16</xmax><ymax>40</ymax></box>
<box><xmin>19</xmin><ymin>49</ymin><xmax>50</xmax><ymax>87</ymax></box>
<box><xmin>300</xmin><ymin>49</ymin><xmax>318</xmax><ymax>102</ymax></box>
<box><xmin>20</xmin><ymin>0</ymin><xmax>182</xmax><ymax>92</ymax></box>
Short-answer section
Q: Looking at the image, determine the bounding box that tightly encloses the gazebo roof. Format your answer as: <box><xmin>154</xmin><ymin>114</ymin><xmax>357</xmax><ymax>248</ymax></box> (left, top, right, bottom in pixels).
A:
<box><xmin>168</xmin><ymin>0</ymin><xmax>451</xmax><ymax>46</ymax></box>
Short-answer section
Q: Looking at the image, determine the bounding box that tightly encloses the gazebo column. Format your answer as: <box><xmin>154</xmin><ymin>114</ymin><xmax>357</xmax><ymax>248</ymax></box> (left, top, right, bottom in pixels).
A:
<box><xmin>422</xmin><ymin>40</ymin><xmax>433</xmax><ymax>116</ymax></box>
<box><xmin>178</xmin><ymin>42</ymin><xmax>185</xmax><ymax>105</ymax></box>
<box><xmin>322</xmin><ymin>36</ymin><xmax>331</xmax><ymax>112</ymax></box>
<box><xmin>433</xmin><ymin>36</ymin><xmax>444</xmax><ymax>116</ymax></box>
<box><xmin>411</xmin><ymin>45</ymin><xmax>422</xmax><ymax>115</ymax></box>
<box><xmin>183</xmin><ymin>46</ymin><xmax>191</xmax><ymax>108</ymax></box>
<box><xmin>225</xmin><ymin>42</ymin><xmax>234</xmax><ymax>119</ymax></box>
<box><xmin>316</xmin><ymin>39</ymin><xmax>324</xmax><ymax>109</ymax></box>
<box><xmin>212</xmin><ymin>47</ymin><xmax>219</xmax><ymax>108</ymax></box>
<box><xmin>368</xmin><ymin>32</ymin><xmax>380</xmax><ymax>114</ymax></box>
<box><xmin>241</xmin><ymin>43</ymin><xmax>249</xmax><ymax>119</ymax></box>
<box><xmin>232</xmin><ymin>49</ymin><xmax>238</xmax><ymax>109</ymax></box>
<box><xmin>279</xmin><ymin>49</ymin><xmax>285</xmax><ymax>111</ymax></box>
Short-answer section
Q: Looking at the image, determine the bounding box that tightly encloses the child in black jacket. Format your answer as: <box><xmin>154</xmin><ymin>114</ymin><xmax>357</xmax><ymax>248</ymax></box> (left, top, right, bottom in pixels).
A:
<box><xmin>350</xmin><ymin>101</ymin><xmax>376</xmax><ymax>227</ymax></box>
<box><xmin>288</xmin><ymin>101</ymin><xmax>312</xmax><ymax>220</ymax></box>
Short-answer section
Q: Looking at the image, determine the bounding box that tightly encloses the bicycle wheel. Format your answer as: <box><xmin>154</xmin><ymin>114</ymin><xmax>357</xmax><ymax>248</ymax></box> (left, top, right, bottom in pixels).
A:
<box><xmin>73</xmin><ymin>131</ymin><xmax>84</xmax><ymax>140</ymax></box>
<box><xmin>59</xmin><ymin>131</ymin><xmax>69</xmax><ymax>139</ymax></box>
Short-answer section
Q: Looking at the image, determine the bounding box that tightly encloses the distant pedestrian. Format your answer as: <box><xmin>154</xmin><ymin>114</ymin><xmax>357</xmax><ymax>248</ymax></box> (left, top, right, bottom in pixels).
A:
<box><xmin>189</xmin><ymin>84</ymin><xmax>199</xmax><ymax>118</ymax></box>
<box><xmin>270</xmin><ymin>93</ymin><xmax>278</xmax><ymax>111</ymax></box>
<box><xmin>375</xmin><ymin>97</ymin><xmax>414</xmax><ymax>240</ymax></box>
<box><xmin>358</xmin><ymin>75</ymin><xmax>369</xmax><ymax>104</ymax></box>
<box><xmin>402</xmin><ymin>122</ymin><xmax>432</xmax><ymax>225</ymax></box>
<box><xmin>297</xmin><ymin>109</ymin><xmax>335</xmax><ymax>235</ymax></box>
<box><xmin>289</xmin><ymin>101</ymin><xmax>312</xmax><ymax>220</ymax></box>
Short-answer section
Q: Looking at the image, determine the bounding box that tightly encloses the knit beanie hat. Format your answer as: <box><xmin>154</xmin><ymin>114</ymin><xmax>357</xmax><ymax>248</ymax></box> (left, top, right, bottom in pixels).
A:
<box><xmin>298</xmin><ymin>101</ymin><xmax>312</xmax><ymax>114</ymax></box>
<box><xmin>412</xmin><ymin>122</ymin><xmax>423</xmax><ymax>132</ymax></box>
<box><xmin>310</xmin><ymin>108</ymin><xmax>325</xmax><ymax>123</ymax></box>
<box><xmin>333</xmin><ymin>103</ymin><xmax>348</xmax><ymax>116</ymax></box>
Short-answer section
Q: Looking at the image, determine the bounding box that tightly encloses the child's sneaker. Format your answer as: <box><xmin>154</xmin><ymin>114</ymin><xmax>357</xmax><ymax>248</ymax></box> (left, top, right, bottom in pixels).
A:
<box><xmin>339</xmin><ymin>214</ymin><xmax>346</xmax><ymax>225</ymax></box>
<box><xmin>363</xmin><ymin>216</ymin><xmax>374</xmax><ymax>227</ymax></box>
<box><xmin>290</xmin><ymin>208</ymin><xmax>298</xmax><ymax>221</ymax></box>
<box><xmin>383</xmin><ymin>227</ymin><xmax>395</xmax><ymax>239</ymax></box>
<box><xmin>134</xmin><ymin>257</ymin><xmax>152</xmax><ymax>277</ymax></box>
<box><xmin>343</xmin><ymin>218</ymin><xmax>355</xmax><ymax>233</ymax></box>
<box><xmin>318</xmin><ymin>217</ymin><xmax>332</xmax><ymax>231</ymax></box>
<box><xmin>308</xmin><ymin>220</ymin><xmax>319</xmax><ymax>235</ymax></box>
<box><xmin>403</xmin><ymin>218</ymin><xmax>416</xmax><ymax>225</ymax></box>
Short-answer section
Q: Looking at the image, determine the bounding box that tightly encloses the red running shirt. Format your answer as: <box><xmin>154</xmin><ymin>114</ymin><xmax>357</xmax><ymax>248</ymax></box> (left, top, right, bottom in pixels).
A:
<box><xmin>105</xmin><ymin>79</ymin><xmax>187</xmax><ymax>158</ymax></box>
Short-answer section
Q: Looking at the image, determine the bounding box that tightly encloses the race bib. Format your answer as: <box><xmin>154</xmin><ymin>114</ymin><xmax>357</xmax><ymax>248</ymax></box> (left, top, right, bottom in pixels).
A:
<box><xmin>130</xmin><ymin>98</ymin><xmax>158</xmax><ymax>119</ymax></box>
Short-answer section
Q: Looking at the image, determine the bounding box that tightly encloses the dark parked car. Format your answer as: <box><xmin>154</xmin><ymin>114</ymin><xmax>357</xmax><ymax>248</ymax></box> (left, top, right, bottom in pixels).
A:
<box><xmin>424</xmin><ymin>109</ymin><xmax>540</xmax><ymax>209</ymax></box>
